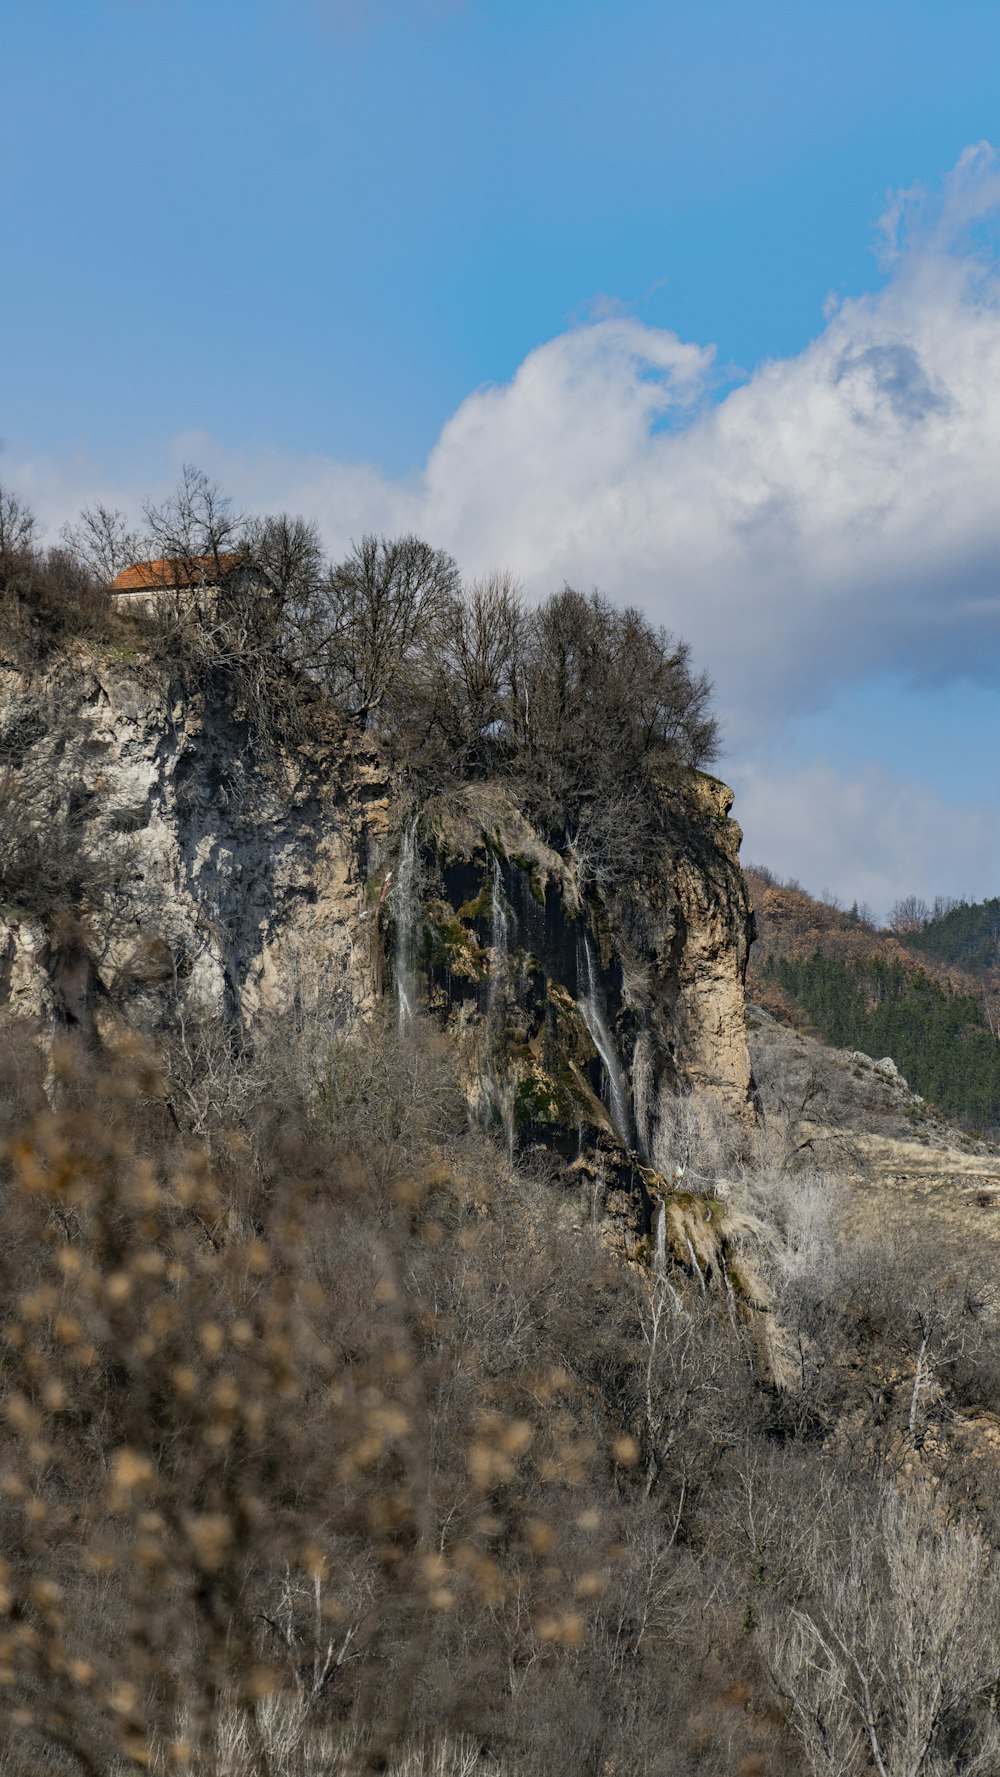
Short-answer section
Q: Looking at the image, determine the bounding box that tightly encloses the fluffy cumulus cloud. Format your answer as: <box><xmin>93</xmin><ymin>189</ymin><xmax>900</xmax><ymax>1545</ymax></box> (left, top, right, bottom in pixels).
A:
<box><xmin>12</xmin><ymin>145</ymin><xmax>1000</xmax><ymax>902</ymax></box>
<box><xmin>21</xmin><ymin>142</ymin><xmax>1000</xmax><ymax>731</ymax></box>
<box><xmin>191</xmin><ymin>142</ymin><xmax>1000</xmax><ymax>749</ymax></box>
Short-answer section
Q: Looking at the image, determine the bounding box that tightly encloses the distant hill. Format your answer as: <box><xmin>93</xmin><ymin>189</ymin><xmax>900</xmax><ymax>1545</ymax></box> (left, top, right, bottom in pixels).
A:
<box><xmin>745</xmin><ymin>869</ymin><xmax>1000</xmax><ymax>1133</ymax></box>
<box><xmin>906</xmin><ymin>896</ymin><xmax>1000</xmax><ymax>973</ymax></box>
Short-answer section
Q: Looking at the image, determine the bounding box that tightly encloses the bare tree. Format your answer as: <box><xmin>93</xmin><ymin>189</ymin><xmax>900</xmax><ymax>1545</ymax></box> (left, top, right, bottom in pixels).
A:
<box><xmin>61</xmin><ymin>503</ymin><xmax>143</xmax><ymax>584</ymax></box>
<box><xmin>766</xmin><ymin>1485</ymin><xmax>1000</xmax><ymax>1777</ymax></box>
<box><xmin>243</xmin><ymin>512</ymin><xmax>325</xmax><ymax>615</ymax></box>
<box><xmin>848</xmin><ymin>900</ymin><xmax>878</xmax><ymax>931</ymax></box>
<box><xmin>501</xmin><ymin>587</ymin><xmax>722</xmax><ymax>882</ymax></box>
<box><xmin>446</xmin><ymin>570</ymin><xmax>525</xmax><ymax>758</ymax></box>
<box><xmin>614</xmin><ymin>602</ymin><xmax>719</xmax><ymax>762</ymax></box>
<box><xmin>0</xmin><ymin>483</ymin><xmax>38</xmax><ymax>557</ymax></box>
<box><xmin>521</xmin><ymin>589</ymin><xmax>718</xmax><ymax>777</ymax></box>
<box><xmin>889</xmin><ymin>895</ymin><xmax>930</xmax><ymax>935</ymax></box>
<box><xmin>143</xmin><ymin>464</ymin><xmax>245</xmax><ymax>582</ymax></box>
<box><xmin>308</xmin><ymin>534</ymin><xmax>460</xmax><ymax>725</ymax></box>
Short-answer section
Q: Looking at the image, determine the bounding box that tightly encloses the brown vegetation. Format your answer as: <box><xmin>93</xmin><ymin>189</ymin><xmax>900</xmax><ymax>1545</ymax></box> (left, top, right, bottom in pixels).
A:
<box><xmin>6</xmin><ymin>472</ymin><xmax>1000</xmax><ymax>1774</ymax></box>
<box><xmin>745</xmin><ymin>868</ymin><xmax>989</xmax><ymax>1006</ymax></box>
<box><xmin>0</xmin><ymin>1008</ymin><xmax>999</xmax><ymax>1775</ymax></box>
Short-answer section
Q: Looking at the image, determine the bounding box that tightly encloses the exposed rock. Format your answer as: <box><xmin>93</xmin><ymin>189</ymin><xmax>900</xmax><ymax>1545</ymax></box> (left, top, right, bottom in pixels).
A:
<box><xmin>0</xmin><ymin>652</ymin><xmax>393</xmax><ymax>1037</ymax></box>
<box><xmin>410</xmin><ymin>777</ymin><xmax>755</xmax><ymax>1164</ymax></box>
<box><xmin>0</xmin><ymin>646</ymin><xmax>756</xmax><ymax>1276</ymax></box>
<box><xmin>0</xmin><ymin>914</ymin><xmax>49</xmax><ymax>1020</ymax></box>
<box><xmin>749</xmin><ymin>1003</ymin><xmax>1000</xmax><ymax>1253</ymax></box>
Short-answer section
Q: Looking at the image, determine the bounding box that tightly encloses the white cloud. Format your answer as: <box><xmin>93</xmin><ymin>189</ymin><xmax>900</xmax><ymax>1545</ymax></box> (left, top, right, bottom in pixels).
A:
<box><xmin>165</xmin><ymin>144</ymin><xmax>1000</xmax><ymax>751</ymax></box>
<box><xmin>10</xmin><ymin>145</ymin><xmax>1000</xmax><ymax>901</ymax></box>
<box><xmin>731</xmin><ymin>759</ymin><xmax>1000</xmax><ymax>921</ymax></box>
<box><xmin>18</xmin><ymin>145</ymin><xmax>1000</xmax><ymax>740</ymax></box>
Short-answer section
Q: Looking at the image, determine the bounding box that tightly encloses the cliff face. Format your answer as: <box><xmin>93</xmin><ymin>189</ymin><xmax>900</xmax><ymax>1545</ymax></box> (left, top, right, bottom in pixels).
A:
<box><xmin>404</xmin><ymin>776</ymin><xmax>754</xmax><ymax>1155</ymax></box>
<box><xmin>0</xmin><ymin>650</ymin><xmax>754</xmax><ymax>1226</ymax></box>
<box><xmin>0</xmin><ymin>653</ymin><xmax>392</xmax><ymax>1037</ymax></box>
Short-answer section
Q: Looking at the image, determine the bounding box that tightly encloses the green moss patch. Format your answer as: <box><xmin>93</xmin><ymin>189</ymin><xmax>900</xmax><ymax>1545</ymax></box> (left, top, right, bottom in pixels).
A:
<box><xmin>421</xmin><ymin>905</ymin><xmax>487</xmax><ymax>981</ymax></box>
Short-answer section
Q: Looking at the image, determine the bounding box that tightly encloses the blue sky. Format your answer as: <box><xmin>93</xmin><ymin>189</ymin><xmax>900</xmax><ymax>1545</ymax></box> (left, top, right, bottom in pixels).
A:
<box><xmin>6</xmin><ymin>0</ymin><xmax>1000</xmax><ymax>914</ymax></box>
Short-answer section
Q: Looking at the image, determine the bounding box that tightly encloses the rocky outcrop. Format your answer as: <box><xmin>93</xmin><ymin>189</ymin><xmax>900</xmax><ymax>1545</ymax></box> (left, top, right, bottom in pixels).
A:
<box><xmin>0</xmin><ymin>651</ymin><xmax>392</xmax><ymax>1038</ymax></box>
<box><xmin>406</xmin><ymin>775</ymin><xmax>754</xmax><ymax>1152</ymax></box>
<box><xmin>0</xmin><ymin>647</ymin><xmax>756</xmax><ymax>1264</ymax></box>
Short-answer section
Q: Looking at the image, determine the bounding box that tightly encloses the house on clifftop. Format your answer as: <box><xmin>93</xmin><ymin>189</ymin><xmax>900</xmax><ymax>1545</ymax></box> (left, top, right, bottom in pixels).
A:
<box><xmin>110</xmin><ymin>552</ymin><xmax>249</xmax><ymax>613</ymax></box>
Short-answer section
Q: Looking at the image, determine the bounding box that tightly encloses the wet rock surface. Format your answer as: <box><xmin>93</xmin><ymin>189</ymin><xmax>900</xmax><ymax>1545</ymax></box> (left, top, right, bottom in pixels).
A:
<box><xmin>1</xmin><ymin>650</ymin><xmax>756</xmax><ymax>1274</ymax></box>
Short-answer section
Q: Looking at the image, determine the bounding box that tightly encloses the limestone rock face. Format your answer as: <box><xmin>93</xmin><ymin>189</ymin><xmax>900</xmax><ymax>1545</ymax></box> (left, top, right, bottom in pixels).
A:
<box><xmin>0</xmin><ymin>653</ymin><xmax>755</xmax><ymax>1158</ymax></box>
<box><xmin>402</xmin><ymin>775</ymin><xmax>755</xmax><ymax>1202</ymax></box>
<box><xmin>0</xmin><ymin>653</ymin><xmax>392</xmax><ymax>1038</ymax></box>
<box><xmin>0</xmin><ymin>915</ymin><xmax>49</xmax><ymax>1020</ymax></box>
<box><xmin>665</xmin><ymin>773</ymin><xmax>756</xmax><ymax>1112</ymax></box>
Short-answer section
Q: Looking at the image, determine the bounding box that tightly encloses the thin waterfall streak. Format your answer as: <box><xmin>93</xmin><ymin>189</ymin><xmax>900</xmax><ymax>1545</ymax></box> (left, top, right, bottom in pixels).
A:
<box><xmin>477</xmin><ymin>858</ymin><xmax>516</xmax><ymax>1158</ymax></box>
<box><xmin>591</xmin><ymin>1172</ymin><xmax>602</xmax><ymax>1227</ymax></box>
<box><xmin>394</xmin><ymin>817</ymin><xmax>419</xmax><ymax>1030</ymax></box>
<box><xmin>722</xmin><ymin>1259</ymin><xmax>737</xmax><ymax>1329</ymax></box>
<box><xmin>489</xmin><ymin>857</ymin><xmax>510</xmax><ymax>1023</ymax></box>
<box><xmin>495</xmin><ymin>1072</ymin><xmax>516</xmax><ymax>1165</ymax></box>
<box><xmin>654</xmin><ymin>1200</ymin><xmax>667</xmax><ymax>1279</ymax></box>
<box><xmin>478</xmin><ymin>1039</ymin><xmax>516</xmax><ymax>1164</ymax></box>
<box><xmin>632</xmin><ymin>1031</ymin><xmax>653</xmax><ymax>1165</ymax></box>
<box><xmin>577</xmin><ymin>933</ymin><xmax>634</xmax><ymax>1148</ymax></box>
<box><xmin>686</xmin><ymin>1235</ymin><xmax>707</xmax><ymax>1294</ymax></box>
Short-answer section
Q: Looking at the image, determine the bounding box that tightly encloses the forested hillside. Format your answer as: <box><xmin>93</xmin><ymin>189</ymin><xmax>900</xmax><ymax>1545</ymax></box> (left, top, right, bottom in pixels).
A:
<box><xmin>746</xmin><ymin>868</ymin><xmax>1000</xmax><ymax>1133</ymax></box>
<box><xmin>905</xmin><ymin>895</ymin><xmax>1000</xmax><ymax>973</ymax></box>
<box><xmin>767</xmin><ymin>950</ymin><xmax>1000</xmax><ymax>1128</ymax></box>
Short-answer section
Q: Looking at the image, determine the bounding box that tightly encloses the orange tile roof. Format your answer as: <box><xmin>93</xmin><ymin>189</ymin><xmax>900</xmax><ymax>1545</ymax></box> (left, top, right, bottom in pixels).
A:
<box><xmin>111</xmin><ymin>553</ymin><xmax>244</xmax><ymax>592</ymax></box>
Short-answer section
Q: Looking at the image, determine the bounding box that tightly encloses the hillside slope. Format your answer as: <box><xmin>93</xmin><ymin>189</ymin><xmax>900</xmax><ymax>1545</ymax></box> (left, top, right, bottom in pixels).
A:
<box><xmin>907</xmin><ymin>895</ymin><xmax>1000</xmax><ymax>975</ymax></box>
<box><xmin>0</xmin><ymin>640</ymin><xmax>756</xmax><ymax>1273</ymax></box>
<box><xmin>746</xmin><ymin>868</ymin><xmax>1000</xmax><ymax>1131</ymax></box>
<box><xmin>7</xmin><ymin>521</ymin><xmax>1000</xmax><ymax>1777</ymax></box>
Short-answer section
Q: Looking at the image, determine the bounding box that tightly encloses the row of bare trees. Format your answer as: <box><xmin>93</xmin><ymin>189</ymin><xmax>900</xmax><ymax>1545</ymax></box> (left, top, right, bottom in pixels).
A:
<box><xmin>2</xmin><ymin>467</ymin><xmax>720</xmax><ymax>886</ymax></box>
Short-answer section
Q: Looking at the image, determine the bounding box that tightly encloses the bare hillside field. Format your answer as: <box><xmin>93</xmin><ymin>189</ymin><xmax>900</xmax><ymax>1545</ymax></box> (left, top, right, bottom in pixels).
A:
<box><xmin>749</xmin><ymin>1002</ymin><xmax>1000</xmax><ymax>1242</ymax></box>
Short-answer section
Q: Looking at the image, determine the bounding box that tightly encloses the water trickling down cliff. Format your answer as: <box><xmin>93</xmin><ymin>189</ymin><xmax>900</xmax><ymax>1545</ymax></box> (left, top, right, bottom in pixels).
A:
<box><xmin>379</xmin><ymin>778</ymin><xmax>756</xmax><ymax>1255</ymax></box>
<box><xmin>0</xmin><ymin>650</ymin><xmax>755</xmax><ymax>1263</ymax></box>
